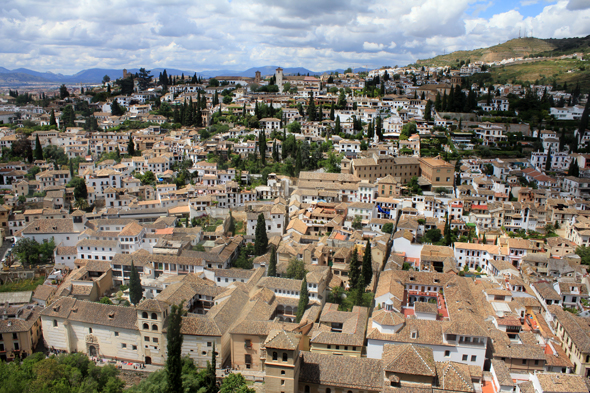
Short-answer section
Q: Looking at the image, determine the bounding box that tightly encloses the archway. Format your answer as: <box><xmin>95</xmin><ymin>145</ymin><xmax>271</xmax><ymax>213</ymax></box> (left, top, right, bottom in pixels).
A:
<box><xmin>88</xmin><ymin>345</ymin><xmax>97</xmax><ymax>357</ymax></box>
<box><xmin>145</xmin><ymin>356</ymin><xmax>152</xmax><ymax>365</ymax></box>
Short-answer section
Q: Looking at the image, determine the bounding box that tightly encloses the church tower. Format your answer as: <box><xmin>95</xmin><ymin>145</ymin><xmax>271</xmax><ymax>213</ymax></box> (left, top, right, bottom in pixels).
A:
<box><xmin>275</xmin><ymin>67</ymin><xmax>284</xmax><ymax>92</ymax></box>
<box><xmin>263</xmin><ymin>330</ymin><xmax>301</xmax><ymax>393</ymax></box>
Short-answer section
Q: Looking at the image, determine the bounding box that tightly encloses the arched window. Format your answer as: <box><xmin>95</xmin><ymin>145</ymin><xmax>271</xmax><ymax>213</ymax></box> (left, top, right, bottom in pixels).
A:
<box><xmin>143</xmin><ymin>323</ymin><xmax>149</xmax><ymax>329</ymax></box>
<box><xmin>151</xmin><ymin>313</ymin><xmax>157</xmax><ymax>320</ymax></box>
<box><xmin>305</xmin><ymin>386</ymin><xmax>310</xmax><ymax>393</ymax></box>
<box><xmin>283</xmin><ymin>353</ymin><xmax>288</xmax><ymax>361</ymax></box>
<box><xmin>152</xmin><ymin>324</ymin><xmax>158</xmax><ymax>331</ymax></box>
<box><xmin>142</xmin><ymin>312</ymin><xmax>148</xmax><ymax>318</ymax></box>
<box><xmin>272</xmin><ymin>352</ymin><xmax>278</xmax><ymax>361</ymax></box>
<box><xmin>326</xmin><ymin>388</ymin><xmax>331</xmax><ymax>393</ymax></box>
<box><xmin>53</xmin><ymin>320</ymin><xmax>58</xmax><ymax>327</ymax></box>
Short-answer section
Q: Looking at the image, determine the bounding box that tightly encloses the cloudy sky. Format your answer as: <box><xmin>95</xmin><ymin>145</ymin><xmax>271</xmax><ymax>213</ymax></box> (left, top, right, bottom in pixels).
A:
<box><xmin>1</xmin><ymin>0</ymin><xmax>590</xmax><ymax>74</ymax></box>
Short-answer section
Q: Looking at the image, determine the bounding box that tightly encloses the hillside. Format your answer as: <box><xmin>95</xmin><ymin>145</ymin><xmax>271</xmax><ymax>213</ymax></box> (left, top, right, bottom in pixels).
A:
<box><xmin>416</xmin><ymin>37</ymin><xmax>557</xmax><ymax>67</ymax></box>
<box><xmin>488</xmin><ymin>58</ymin><xmax>590</xmax><ymax>90</ymax></box>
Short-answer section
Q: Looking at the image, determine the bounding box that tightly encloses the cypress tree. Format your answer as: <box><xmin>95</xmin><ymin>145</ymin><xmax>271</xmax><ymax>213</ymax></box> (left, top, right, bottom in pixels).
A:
<box><xmin>330</xmin><ymin>101</ymin><xmax>335</xmax><ymax>120</ymax></box>
<box><xmin>295</xmin><ymin>277</ymin><xmax>309</xmax><ymax>323</ymax></box>
<box><xmin>166</xmin><ymin>302</ymin><xmax>185</xmax><ymax>393</ymax></box>
<box><xmin>128</xmin><ymin>137</ymin><xmax>135</xmax><ymax>156</ymax></box>
<box><xmin>568</xmin><ymin>158</ymin><xmax>580</xmax><ymax>177</ymax></box>
<box><xmin>295</xmin><ymin>147</ymin><xmax>302</xmax><ymax>176</ymax></box>
<box><xmin>545</xmin><ymin>151</ymin><xmax>551</xmax><ymax>172</ymax></box>
<box><xmin>443</xmin><ymin>214</ymin><xmax>452</xmax><ymax>246</ymax></box>
<box><xmin>362</xmin><ymin>240</ymin><xmax>373</xmax><ymax>288</ymax></box>
<box><xmin>254</xmin><ymin>213</ymin><xmax>268</xmax><ymax>256</ymax></box>
<box><xmin>268</xmin><ymin>246</ymin><xmax>277</xmax><ymax>277</ymax></box>
<box><xmin>348</xmin><ymin>247</ymin><xmax>361</xmax><ymax>291</ymax></box>
<box><xmin>205</xmin><ymin>342</ymin><xmax>217</xmax><ymax>392</ymax></box>
<box><xmin>129</xmin><ymin>261</ymin><xmax>143</xmax><ymax>305</ymax></box>
<box><xmin>49</xmin><ymin>109</ymin><xmax>57</xmax><ymax>127</ymax></box>
<box><xmin>259</xmin><ymin>131</ymin><xmax>266</xmax><ymax>166</ymax></box>
<box><xmin>228</xmin><ymin>210</ymin><xmax>235</xmax><ymax>235</ymax></box>
<box><xmin>34</xmin><ymin>134</ymin><xmax>43</xmax><ymax>160</ymax></box>
<box><xmin>335</xmin><ymin>116</ymin><xmax>341</xmax><ymax>135</ymax></box>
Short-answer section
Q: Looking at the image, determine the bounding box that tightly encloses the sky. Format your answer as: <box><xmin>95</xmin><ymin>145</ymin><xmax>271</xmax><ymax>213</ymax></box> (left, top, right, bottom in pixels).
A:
<box><xmin>1</xmin><ymin>0</ymin><xmax>590</xmax><ymax>74</ymax></box>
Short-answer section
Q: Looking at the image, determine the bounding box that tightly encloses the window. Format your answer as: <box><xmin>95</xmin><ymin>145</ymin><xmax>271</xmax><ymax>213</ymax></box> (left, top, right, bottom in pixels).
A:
<box><xmin>471</xmin><ymin>355</ymin><xmax>476</xmax><ymax>362</ymax></box>
<box><xmin>462</xmin><ymin>354</ymin><xmax>468</xmax><ymax>361</ymax></box>
<box><xmin>121</xmin><ymin>343</ymin><xmax>127</xmax><ymax>348</ymax></box>
<box><xmin>143</xmin><ymin>323</ymin><xmax>149</xmax><ymax>329</ymax></box>
<box><xmin>153</xmin><ymin>337</ymin><xmax>158</xmax><ymax>343</ymax></box>
<box><xmin>144</xmin><ymin>336</ymin><xmax>150</xmax><ymax>342</ymax></box>
<box><xmin>14</xmin><ymin>342</ymin><xmax>19</xmax><ymax>350</ymax></box>
<box><xmin>115</xmin><ymin>332</ymin><xmax>119</xmax><ymax>337</ymax></box>
<box><xmin>88</xmin><ymin>328</ymin><xmax>92</xmax><ymax>333</ymax></box>
<box><xmin>326</xmin><ymin>389</ymin><xmax>331</xmax><ymax>393</ymax></box>
<box><xmin>273</xmin><ymin>352</ymin><xmax>278</xmax><ymax>361</ymax></box>
<box><xmin>132</xmin><ymin>345</ymin><xmax>137</xmax><ymax>350</ymax></box>
<box><xmin>445</xmin><ymin>350</ymin><xmax>451</xmax><ymax>357</ymax></box>
<box><xmin>305</xmin><ymin>386</ymin><xmax>310</xmax><ymax>393</ymax></box>
<box><xmin>142</xmin><ymin>312</ymin><xmax>148</xmax><ymax>318</ymax></box>
<box><xmin>281</xmin><ymin>370</ymin><xmax>285</xmax><ymax>375</ymax></box>
<box><xmin>53</xmin><ymin>320</ymin><xmax>58</xmax><ymax>327</ymax></box>
<box><xmin>522</xmin><ymin>359</ymin><xmax>527</xmax><ymax>365</ymax></box>
<box><xmin>151</xmin><ymin>313</ymin><xmax>157</xmax><ymax>320</ymax></box>
<box><xmin>283</xmin><ymin>353</ymin><xmax>288</xmax><ymax>361</ymax></box>
<box><xmin>207</xmin><ymin>342</ymin><xmax>212</xmax><ymax>347</ymax></box>
<box><xmin>152</xmin><ymin>324</ymin><xmax>158</xmax><ymax>331</ymax></box>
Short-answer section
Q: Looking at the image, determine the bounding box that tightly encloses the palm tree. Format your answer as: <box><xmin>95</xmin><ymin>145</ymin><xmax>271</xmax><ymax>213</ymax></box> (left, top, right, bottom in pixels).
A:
<box><xmin>74</xmin><ymin>198</ymin><xmax>89</xmax><ymax>210</ymax></box>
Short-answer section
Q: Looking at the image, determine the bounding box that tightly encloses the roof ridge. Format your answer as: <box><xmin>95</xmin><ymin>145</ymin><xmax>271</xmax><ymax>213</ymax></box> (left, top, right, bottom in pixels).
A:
<box><xmin>412</xmin><ymin>344</ymin><xmax>434</xmax><ymax>374</ymax></box>
<box><xmin>442</xmin><ymin>362</ymin><xmax>470</xmax><ymax>390</ymax></box>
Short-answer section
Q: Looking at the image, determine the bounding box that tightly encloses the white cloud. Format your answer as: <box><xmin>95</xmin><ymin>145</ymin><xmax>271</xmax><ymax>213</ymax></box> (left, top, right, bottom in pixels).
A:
<box><xmin>363</xmin><ymin>42</ymin><xmax>384</xmax><ymax>51</ymax></box>
<box><xmin>0</xmin><ymin>0</ymin><xmax>590</xmax><ymax>74</ymax></box>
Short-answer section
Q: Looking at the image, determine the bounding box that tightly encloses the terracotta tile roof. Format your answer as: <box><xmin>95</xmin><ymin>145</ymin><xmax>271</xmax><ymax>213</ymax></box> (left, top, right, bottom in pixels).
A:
<box><xmin>435</xmin><ymin>361</ymin><xmax>475</xmax><ymax>392</ymax></box>
<box><xmin>264</xmin><ymin>329</ymin><xmax>300</xmax><ymax>350</ymax></box>
<box><xmin>383</xmin><ymin>343</ymin><xmax>436</xmax><ymax>377</ymax></box>
<box><xmin>299</xmin><ymin>352</ymin><xmax>383</xmax><ymax>390</ymax></box>
<box><xmin>536</xmin><ymin>373</ymin><xmax>588</xmax><ymax>393</ymax></box>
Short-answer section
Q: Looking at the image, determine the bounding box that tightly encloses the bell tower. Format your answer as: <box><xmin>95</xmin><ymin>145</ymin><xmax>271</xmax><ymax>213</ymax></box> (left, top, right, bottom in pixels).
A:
<box><xmin>275</xmin><ymin>67</ymin><xmax>284</xmax><ymax>92</ymax></box>
<box><xmin>263</xmin><ymin>330</ymin><xmax>301</xmax><ymax>393</ymax></box>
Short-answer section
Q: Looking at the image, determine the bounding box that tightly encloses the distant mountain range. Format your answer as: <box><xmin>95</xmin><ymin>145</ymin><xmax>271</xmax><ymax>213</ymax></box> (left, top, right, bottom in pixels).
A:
<box><xmin>0</xmin><ymin>65</ymin><xmax>369</xmax><ymax>86</ymax></box>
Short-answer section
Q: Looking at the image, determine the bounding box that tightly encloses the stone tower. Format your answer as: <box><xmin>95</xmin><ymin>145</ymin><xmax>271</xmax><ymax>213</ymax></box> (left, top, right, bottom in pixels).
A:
<box><xmin>255</xmin><ymin>71</ymin><xmax>261</xmax><ymax>84</ymax></box>
<box><xmin>275</xmin><ymin>67</ymin><xmax>284</xmax><ymax>92</ymax></box>
<box><xmin>263</xmin><ymin>330</ymin><xmax>301</xmax><ymax>393</ymax></box>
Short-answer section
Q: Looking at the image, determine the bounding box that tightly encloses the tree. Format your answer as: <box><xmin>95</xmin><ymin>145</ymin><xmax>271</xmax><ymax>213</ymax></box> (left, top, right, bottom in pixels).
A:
<box><xmin>258</xmin><ymin>131</ymin><xmax>266</xmax><ymax>166</ymax></box>
<box><xmin>361</xmin><ymin>240</ymin><xmax>373</xmax><ymax>287</ymax></box>
<box><xmin>296</xmin><ymin>278</ymin><xmax>309</xmax><ymax>323</ymax></box>
<box><xmin>382</xmin><ymin>222</ymin><xmax>394</xmax><ymax>234</ymax></box>
<box><xmin>60</xmin><ymin>104</ymin><xmax>76</xmax><ymax>128</ymax></box>
<box><xmin>352</xmin><ymin>215</ymin><xmax>362</xmax><ymax>230</ymax></box>
<box><xmin>268</xmin><ymin>245</ymin><xmax>277</xmax><ymax>277</ymax></box>
<box><xmin>568</xmin><ymin>158</ymin><xmax>580</xmax><ymax>177</ymax></box>
<box><xmin>49</xmin><ymin>109</ymin><xmax>57</xmax><ymax>127</ymax></box>
<box><xmin>34</xmin><ymin>134</ymin><xmax>43</xmax><ymax>160</ymax></box>
<box><xmin>67</xmin><ymin>177</ymin><xmax>88</xmax><ymax>200</ymax></box>
<box><xmin>443</xmin><ymin>214</ymin><xmax>452</xmax><ymax>246</ymax></box>
<box><xmin>74</xmin><ymin>198</ymin><xmax>89</xmax><ymax>210</ymax></box>
<box><xmin>167</xmin><ymin>302</ymin><xmax>185</xmax><ymax>393</ymax></box>
<box><xmin>545</xmin><ymin>151</ymin><xmax>551</xmax><ymax>172</ymax></box>
<box><xmin>285</xmin><ymin>258</ymin><xmax>307</xmax><ymax>279</ymax></box>
<box><xmin>137</xmin><ymin>68</ymin><xmax>152</xmax><ymax>91</ymax></box>
<box><xmin>129</xmin><ymin>261</ymin><xmax>143</xmax><ymax>305</ymax></box>
<box><xmin>348</xmin><ymin>247</ymin><xmax>361</xmax><ymax>291</ymax></box>
<box><xmin>100</xmin><ymin>296</ymin><xmax>113</xmax><ymax>305</ymax></box>
<box><xmin>102</xmin><ymin>75</ymin><xmax>111</xmax><ymax>84</ymax></box>
<box><xmin>424</xmin><ymin>99</ymin><xmax>433</xmax><ymax>121</ymax></box>
<box><xmin>59</xmin><ymin>84</ymin><xmax>69</xmax><ymax>99</ymax></box>
<box><xmin>111</xmin><ymin>100</ymin><xmax>124</xmax><ymax>116</ymax></box>
<box><xmin>254</xmin><ymin>213</ymin><xmax>268</xmax><ymax>256</ymax></box>
<box><xmin>219</xmin><ymin>373</ymin><xmax>255</xmax><ymax>393</ymax></box>
<box><xmin>574</xmin><ymin>243</ymin><xmax>590</xmax><ymax>266</ymax></box>
<box><xmin>128</xmin><ymin>137</ymin><xmax>136</xmax><ymax>156</ymax></box>
<box><xmin>423</xmin><ymin>228</ymin><xmax>442</xmax><ymax>243</ymax></box>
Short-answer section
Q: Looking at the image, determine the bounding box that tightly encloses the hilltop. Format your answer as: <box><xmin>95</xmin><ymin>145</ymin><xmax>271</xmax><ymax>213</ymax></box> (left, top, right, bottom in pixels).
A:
<box><xmin>415</xmin><ymin>36</ymin><xmax>590</xmax><ymax>67</ymax></box>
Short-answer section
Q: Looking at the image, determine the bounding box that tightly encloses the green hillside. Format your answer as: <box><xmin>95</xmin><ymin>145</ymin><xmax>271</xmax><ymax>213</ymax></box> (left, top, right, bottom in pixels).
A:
<box><xmin>416</xmin><ymin>37</ymin><xmax>557</xmax><ymax>67</ymax></box>
<box><xmin>489</xmin><ymin>58</ymin><xmax>590</xmax><ymax>90</ymax></box>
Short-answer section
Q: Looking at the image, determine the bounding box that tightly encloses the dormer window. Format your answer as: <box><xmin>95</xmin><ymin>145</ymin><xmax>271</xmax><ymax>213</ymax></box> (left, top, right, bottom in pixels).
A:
<box><xmin>411</xmin><ymin>330</ymin><xmax>418</xmax><ymax>339</ymax></box>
